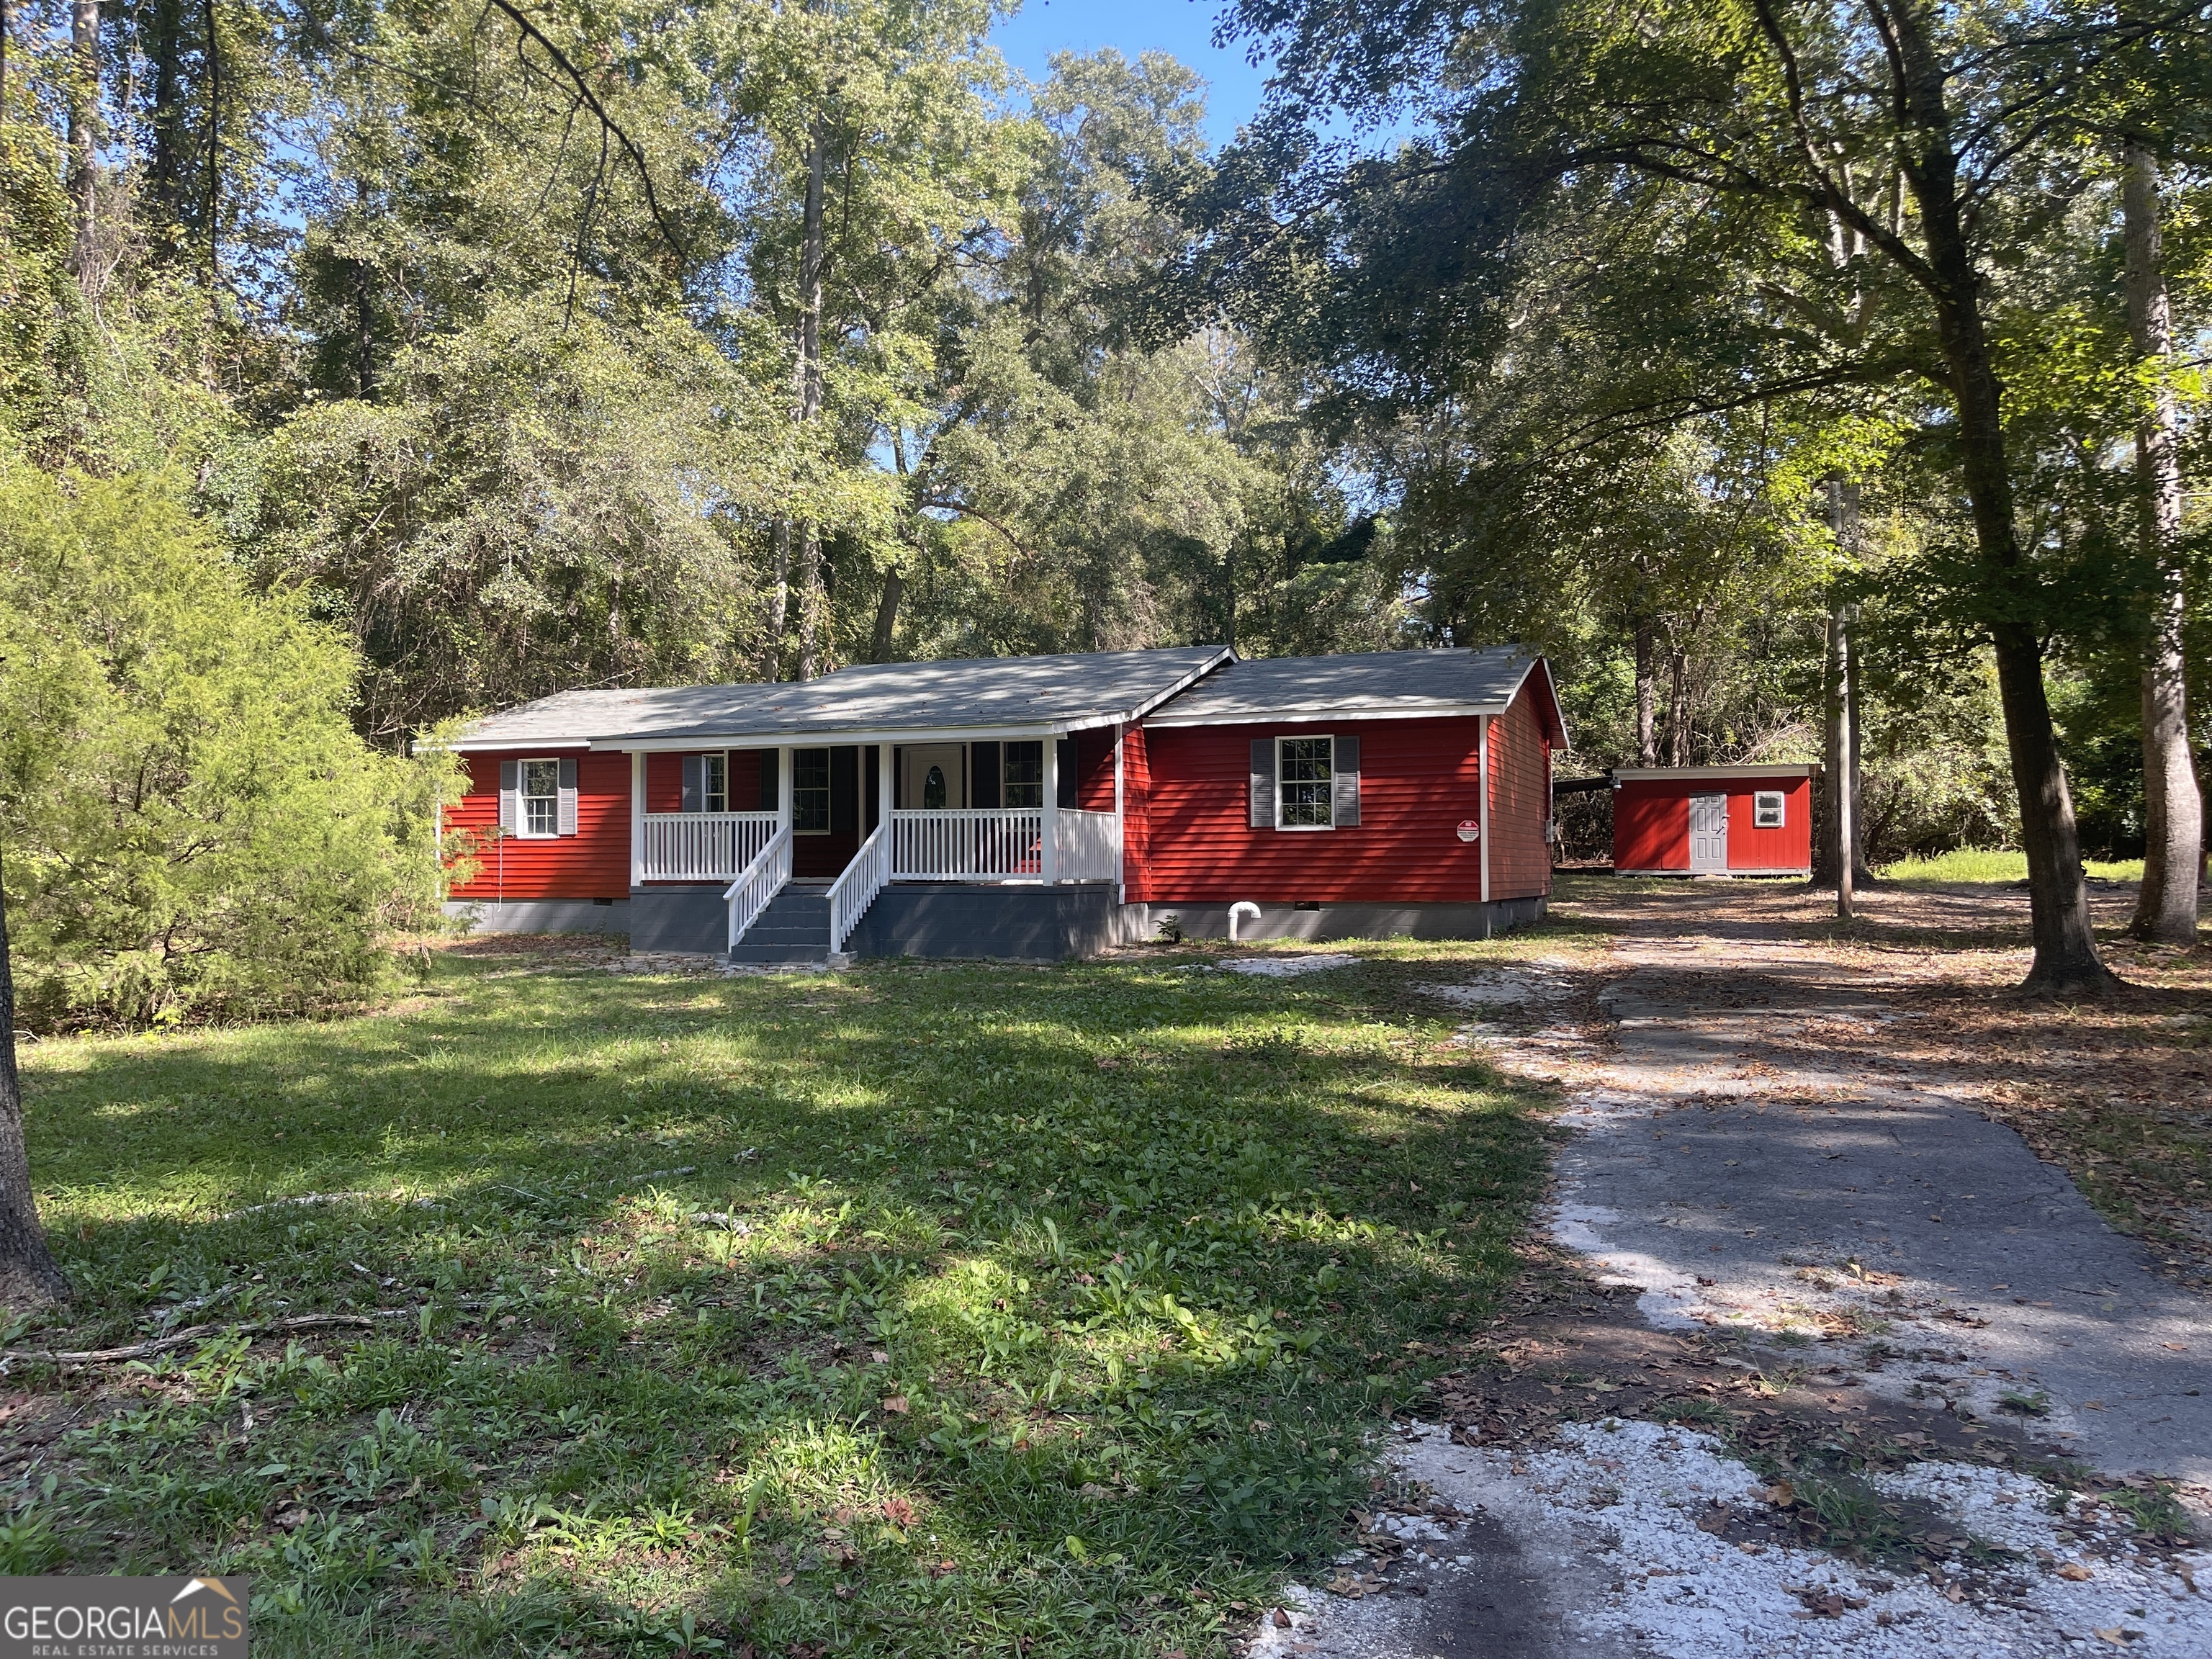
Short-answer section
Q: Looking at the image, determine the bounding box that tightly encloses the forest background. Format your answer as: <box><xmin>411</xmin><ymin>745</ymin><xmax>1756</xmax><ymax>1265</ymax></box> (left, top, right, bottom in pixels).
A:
<box><xmin>0</xmin><ymin>0</ymin><xmax>2206</xmax><ymax>1026</ymax></box>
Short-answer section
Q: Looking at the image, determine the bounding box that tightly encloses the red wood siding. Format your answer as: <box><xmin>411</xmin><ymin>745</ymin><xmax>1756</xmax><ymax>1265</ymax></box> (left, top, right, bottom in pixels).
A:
<box><xmin>1123</xmin><ymin>727</ymin><xmax>1151</xmax><ymax>894</ymax></box>
<box><xmin>1613</xmin><ymin>775</ymin><xmax>1814</xmax><ymax>872</ymax></box>
<box><xmin>1136</xmin><ymin>716</ymin><xmax>1494</xmax><ymax>904</ymax></box>
<box><xmin>1487</xmin><ymin>696</ymin><xmax>1552</xmax><ymax>900</ymax></box>
<box><xmin>646</xmin><ymin>753</ymin><xmax>683</xmax><ymax>813</ymax></box>
<box><xmin>1726</xmin><ymin>778</ymin><xmax>1813</xmax><ymax>871</ymax></box>
<box><xmin>446</xmin><ymin>750</ymin><xmax>631</xmax><ymax>901</ymax></box>
<box><xmin>1614</xmin><ymin>783</ymin><xmax>1689</xmax><ymax>871</ymax></box>
<box><xmin>646</xmin><ymin>750</ymin><xmax>767</xmax><ymax>813</ymax></box>
<box><xmin>1075</xmin><ymin>729</ymin><xmax>1118</xmax><ymax>811</ymax></box>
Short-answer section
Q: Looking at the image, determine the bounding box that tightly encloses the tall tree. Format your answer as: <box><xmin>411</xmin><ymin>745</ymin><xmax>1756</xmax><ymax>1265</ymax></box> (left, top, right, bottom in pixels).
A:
<box><xmin>0</xmin><ymin>855</ymin><xmax>70</xmax><ymax>1308</ymax></box>
<box><xmin>2121</xmin><ymin>145</ymin><xmax>2200</xmax><ymax>943</ymax></box>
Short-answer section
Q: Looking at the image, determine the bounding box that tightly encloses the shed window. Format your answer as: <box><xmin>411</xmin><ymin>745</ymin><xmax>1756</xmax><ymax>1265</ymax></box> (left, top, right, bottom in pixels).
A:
<box><xmin>521</xmin><ymin>758</ymin><xmax>562</xmax><ymax>837</ymax></box>
<box><xmin>1278</xmin><ymin>737</ymin><xmax>1334</xmax><ymax>829</ymax></box>
<box><xmin>1753</xmin><ymin>790</ymin><xmax>1786</xmax><ymax>829</ymax></box>
<box><xmin>793</xmin><ymin>749</ymin><xmax>832</xmax><ymax>833</ymax></box>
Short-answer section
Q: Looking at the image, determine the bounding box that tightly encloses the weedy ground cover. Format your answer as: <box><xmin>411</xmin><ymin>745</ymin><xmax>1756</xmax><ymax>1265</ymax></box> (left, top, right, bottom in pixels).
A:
<box><xmin>4</xmin><ymin>930</ymin><xmax>1584</xmax><ymax>1655</ymax></box>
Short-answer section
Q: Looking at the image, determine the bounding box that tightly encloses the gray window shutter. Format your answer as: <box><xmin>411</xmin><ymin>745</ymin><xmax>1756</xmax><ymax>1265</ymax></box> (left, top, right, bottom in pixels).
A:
<box><xmin>1249</xmin><ymin>738</ymin><xmax>1274</xmax><ymax>828</ymax></box>
<box><xmin>557</xmin><ymin>757</ymin><xmax>580</xmax><ymax>835</ymax></box>
<box><xmin>498</xmin><ymin>760</ymin><xmax>519</xmax><ymax>833</ymax></box>
<box><xmin>1332</xmin><ymin>736</ymin><xmax>1360</xmax><ymax>827</ymax></box>
<box><xmin>758</xmin><ymin>749</ymin><xmax>779</xmax><ymax>811</ymax></box>
<box><xmin>681</xmin><ymin>755</ymin><xmax>703</xmax><ymax>814</ymax></box>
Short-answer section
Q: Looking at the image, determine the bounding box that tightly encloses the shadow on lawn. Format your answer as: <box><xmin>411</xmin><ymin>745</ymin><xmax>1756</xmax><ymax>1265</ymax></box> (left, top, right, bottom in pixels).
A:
<box><xmin>13</xmin><ymin>947</ymin><xmax>1560</xmax><ymax>1655</ymax></box>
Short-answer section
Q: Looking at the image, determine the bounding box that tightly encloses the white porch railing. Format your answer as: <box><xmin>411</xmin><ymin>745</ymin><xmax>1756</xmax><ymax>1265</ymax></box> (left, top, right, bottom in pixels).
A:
<box><xmin>889</xmin><ymin>809</ymin><xmax>1119</xmax><ymax>882</ymax></box>
<box><xmin>724</xmin><ymin>825</ymin><xmax>791</xmax><ymax>950</ymax></box>
<box><xmin>1055</xmin><ymin>809</ymin><xmax>1120</xmax><ymax>882</ymax></box>
<box><xmin>827</xmin><ymin>822</ymin><xmax>891</xmax><ymax>953</ymax></box>
<box><xmin>642</xmin><ymin>811</ymin><xmax>781</xmax><ymax>882</ymax></box>
<box><xmin>892</xmin><ymin>809</ymin><xmax>1042</xmax><ymax>879</ymax></box>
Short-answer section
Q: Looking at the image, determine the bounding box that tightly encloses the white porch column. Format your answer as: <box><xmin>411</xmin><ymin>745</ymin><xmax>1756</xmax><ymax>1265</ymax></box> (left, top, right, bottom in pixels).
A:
<box><xmin>629</xmin><ymin>751</ymin><xmax>645</xmax><ymax>889</ymax></box>
<box><xmin>1040</xmin><ymin>732</ymin><xmax>1061</xmax><ymax>884</ymax></box>
<box><xmin>1112</xmin><ymin>721</ymin><xmax>1125</xmax><ymax>904</ymax></box>
<box><xmin>778</xmin><ymin>745</ymin><xmax>794</xmax><ymax>835</ymax></box>
<box><xmin>1477</xmin><ymin>716</ymin><xmax>1492</xmax><ymax>906</ymax></box>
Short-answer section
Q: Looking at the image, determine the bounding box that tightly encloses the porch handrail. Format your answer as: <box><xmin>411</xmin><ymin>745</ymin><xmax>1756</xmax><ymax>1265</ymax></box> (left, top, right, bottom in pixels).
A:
<box><xmin>642</xmin><ymin>810</ymin><xmax>781</xmax><ymax>882</ymax></box>
<box><xmin>827</xmin><ymin>822</ymin><xmax>891</xmax><ymax>953</ymax></box>
<box><xmin>723</xmin><ymin>824</ymin><xmax>791</xmax><ymax>951</ymax></box>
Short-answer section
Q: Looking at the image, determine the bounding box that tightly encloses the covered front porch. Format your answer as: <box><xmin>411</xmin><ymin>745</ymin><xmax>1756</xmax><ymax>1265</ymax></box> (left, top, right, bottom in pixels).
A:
<box><xmin>625</xmin><ymin>736</ymin><xmax>1126</xmax><ymax>958</ymax></box>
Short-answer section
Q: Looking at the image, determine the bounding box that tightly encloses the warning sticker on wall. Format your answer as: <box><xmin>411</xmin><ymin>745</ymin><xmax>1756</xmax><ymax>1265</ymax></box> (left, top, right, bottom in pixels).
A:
<box><xmin>1457</xmin><ymin>819</ymin><xmax>1480</xmax><ymax>842</ymax></box>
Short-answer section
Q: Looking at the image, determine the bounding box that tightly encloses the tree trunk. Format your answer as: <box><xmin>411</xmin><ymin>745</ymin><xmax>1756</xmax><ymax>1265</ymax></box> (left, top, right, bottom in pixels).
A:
<box><xmin>765</xmin><ymin>521</ymin><xmax>790</xmax><ymax>682</ymax></box>
<box><xmin>0</xmin><ymin>852</ymin><xmax>71</xmax><ymax>1308</ymax></box>
<box><xmin>869</xmin><ymin>565</ymin><xmax>903</xmax><ymax>662</ymax></box>
<box><xmin>793</xmin><ymin>116</ymin><xmax>828</xmax><ymax>682</ymax></box>
<box><xmin>150</xmin><ymin>0</ymin><xmax>182</xmax><ymax>219</ymax></box>
<box><xmin>354</xmin><ymin>251</ymin><xmax>376</xmax><ymax>399</ymax></box>
<box><xmin>1664</xmin><ymin>645</ymin><xmax>1689</xmax><ymax>767</ymax></box>
<box><xmin>1847</xmin><ymin>612</ymin><xmax>1870</xmax><ymax>883</ymax></box>
<box><xmin>68</xmin><ymin>0</ymin><xmax>99</xmax><ymax>287</ymax></box>
<box><xmin>1633</xmin><ymin>619</ymin><xmax>1657</xmax><ymax>768</ymax></box>
<box><xmin>1886</xmin><ymin>8</ymin><xmax>2111</xmax><ymax>993</ymax></box>
<box><xmin>1821</xmin><ymin>585</ymin><xmax>1854</xmax><ymax>917</ymax></box>
<box><xmin>2122</xmin><ymin>144</ymin><xmax>2200</xmax><ymax>945</ymax></box>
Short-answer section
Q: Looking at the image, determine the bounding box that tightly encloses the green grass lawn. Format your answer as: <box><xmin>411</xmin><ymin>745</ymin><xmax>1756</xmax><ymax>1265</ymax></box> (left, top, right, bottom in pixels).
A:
<box><xmin>4</xmin><ymin>935</ymin><xmax>1571</xmax><ymax>1657</ymax></box>
<box><xmin>1877</xmin><ymin>848</ymin><xmax>2144</xmax><ymax>885</ymax></box>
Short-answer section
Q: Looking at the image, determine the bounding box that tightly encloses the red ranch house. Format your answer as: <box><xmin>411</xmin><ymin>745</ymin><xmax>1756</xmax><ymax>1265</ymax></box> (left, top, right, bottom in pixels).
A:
<box><xmin>1611</xmin><ymin>765</ymin><xmax>1818</xmax><ymax>878</ymax></box>
<box><xmin>439</xmin><ymin>647</ymin><xmax>1566</xmax><ymax>963</ymax></box>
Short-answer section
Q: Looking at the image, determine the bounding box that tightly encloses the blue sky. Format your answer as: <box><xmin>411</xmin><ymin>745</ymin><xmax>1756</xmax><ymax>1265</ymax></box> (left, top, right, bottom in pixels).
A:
<box><xmin>989</xmin><ymin>0</ymin><xmax>1272</xmax><ymax>148</ymax></box>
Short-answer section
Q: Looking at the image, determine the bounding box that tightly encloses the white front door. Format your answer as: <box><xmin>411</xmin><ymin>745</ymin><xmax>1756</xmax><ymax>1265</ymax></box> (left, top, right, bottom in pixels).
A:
<box><xmin>1689</xmin><ymin>793</ymin><xmax>1728</xmax><ymax>872</ymax></box>
<box><xmin>900</xmin><ymin>745</ymin><xmax>966</xmax><ymax>811</ymax></box>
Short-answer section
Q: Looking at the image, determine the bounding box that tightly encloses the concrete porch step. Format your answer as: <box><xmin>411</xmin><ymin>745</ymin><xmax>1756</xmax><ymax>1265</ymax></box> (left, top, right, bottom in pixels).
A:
<box><xmin>729</xmin><ymin>884</ymin><xmax>834</xmax><ymax>965</ymax></box>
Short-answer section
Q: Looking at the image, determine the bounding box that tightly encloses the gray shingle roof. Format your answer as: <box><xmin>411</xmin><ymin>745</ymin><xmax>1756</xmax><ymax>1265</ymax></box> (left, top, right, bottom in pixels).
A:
<box><xmin>1143</xmin><ymin>647</ymin><xmax>1547</xmax><ymax>727</ymax></box>
<box><xmin>449</xmin><ymin>647</ymin><xmax>1231</xmax><ymax>750</ymax></box>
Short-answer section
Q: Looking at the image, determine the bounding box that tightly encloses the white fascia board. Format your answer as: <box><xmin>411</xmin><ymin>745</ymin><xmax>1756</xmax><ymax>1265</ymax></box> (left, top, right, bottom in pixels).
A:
<box><xmin>439</xmin><ymin>736</ymin><xmax>595</xmax><ymax>754</ymax></box>
<box><xmin>1144</xmin><ymin>700</ymin><xmax>1511</xmax><ymax>729</ymax></box>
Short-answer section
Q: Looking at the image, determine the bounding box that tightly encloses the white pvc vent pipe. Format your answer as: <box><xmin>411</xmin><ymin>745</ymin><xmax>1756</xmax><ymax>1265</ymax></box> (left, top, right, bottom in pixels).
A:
<box><xmin>1228</xmin><ymin>901</ymin><xmax>1262</xmax><ymax>943</ymax></box>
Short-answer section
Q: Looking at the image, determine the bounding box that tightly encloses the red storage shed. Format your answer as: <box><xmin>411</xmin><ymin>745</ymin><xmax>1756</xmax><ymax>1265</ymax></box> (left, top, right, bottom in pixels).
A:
<box><xmin>1612</xmin><ymin>765</ymin><xmax>1817</xmax><ymax>877</ymax></box>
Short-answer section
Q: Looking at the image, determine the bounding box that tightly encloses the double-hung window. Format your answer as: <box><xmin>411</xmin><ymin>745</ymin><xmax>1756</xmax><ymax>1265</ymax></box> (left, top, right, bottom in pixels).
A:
<box><xmin>1278</xmin><ymin>736</ymin><xmax>1334</xmax><ymax>829</ymax></box>
<box><xmin>1753</xmin><ymin>790</ymin><xmax>1785</xmax><ymax>829</ymax></box>
<box><xmin>521</xmin><ymin>758</ymin><xmax>562</xmax><ymax>837</ymax></box>
<box><xmin>1002</xmin><ymin>741</ymin><xmax>1043</xmax><ymax>808</ymax></box>
<box><xmin>793</xmin><ymin>749</ymin><xmax>832</xmax><ymax>834</ymax></box>
<box><xmin>702</xmin><ymin>752</ymin><xmax>729</xmax><ymax>814</ymax></box>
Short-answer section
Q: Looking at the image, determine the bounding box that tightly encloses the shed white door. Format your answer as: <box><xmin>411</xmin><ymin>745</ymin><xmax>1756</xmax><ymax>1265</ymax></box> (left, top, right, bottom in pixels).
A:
<box><xmin>1688</xmin><ymin>793</ymin><xmax>1728</xmax><ymax>872</ymax></box>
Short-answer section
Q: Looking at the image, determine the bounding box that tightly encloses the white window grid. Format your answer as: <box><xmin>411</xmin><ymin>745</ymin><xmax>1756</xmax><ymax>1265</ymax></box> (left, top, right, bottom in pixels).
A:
<box><xmin>518</xmin><ymin>757</ymin><xmax>562</xmax><ymax>837</ymax></box>
<box><xmin>1753</xmin><ymin>790</ymin><xmax>1786</xmax><ymax>828</ymax></box>
<box><xmin>1277</xmin><ymin>735</ymin><xmax>1334</xmax><ymax>830</ymax></box>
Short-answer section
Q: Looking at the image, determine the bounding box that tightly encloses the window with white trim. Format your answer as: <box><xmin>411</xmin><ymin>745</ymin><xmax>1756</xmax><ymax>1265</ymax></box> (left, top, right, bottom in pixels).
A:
<box><xmin>1278</xmin><ymin>736</ymin><xmax>1334</xmax><ymax>829</ymax></box>
<box><xmin>793</xmin><ymin>749</ymin><xmax>831</xmax><ymax>833</ymax></box>
<box><xmin>521</xmin><ymin>757</ymin><xmax>562</xmax><ymax>837</ymax></box>
<box><xmin>1753</xmin><ymin>790</ymin><xmax>1786</xmax><ymax>829</ymax></box>
<box><xmin>703</xmin><ymin>752</ymin><xmax>728</xmax><ymax>814</ymax></box>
